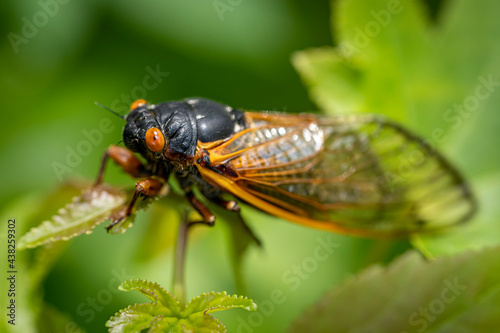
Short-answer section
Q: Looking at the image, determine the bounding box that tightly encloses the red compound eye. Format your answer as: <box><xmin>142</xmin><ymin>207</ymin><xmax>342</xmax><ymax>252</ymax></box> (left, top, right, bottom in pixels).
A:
<box><xmin>145</xmin><ymin>127</ymin><xmax>165</xmax><ymax>152</ymax></box>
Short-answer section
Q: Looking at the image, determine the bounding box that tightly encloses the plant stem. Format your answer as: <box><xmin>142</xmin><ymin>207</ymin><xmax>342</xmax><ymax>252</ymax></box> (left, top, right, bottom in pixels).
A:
<box><xmin>172</xmin><ymin>218</ymin><xmax>189</xmax><ymax>306</ymax></box>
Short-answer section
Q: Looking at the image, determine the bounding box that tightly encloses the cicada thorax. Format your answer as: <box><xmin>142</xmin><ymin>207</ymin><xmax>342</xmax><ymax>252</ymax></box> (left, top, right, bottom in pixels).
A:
<box><xmin>123</xmin><ymin>98</ymin><xmax>247</xmax><ymax>163</ymax></box>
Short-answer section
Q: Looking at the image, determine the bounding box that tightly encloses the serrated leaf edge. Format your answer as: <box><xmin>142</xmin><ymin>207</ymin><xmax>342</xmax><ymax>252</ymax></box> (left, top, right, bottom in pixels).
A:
<box><xmin>118</xmin><ymin>279</ymin><xmax>182</xmax><ymax>314</ymax></box>
<box><xmin>18</xmin><ymin>187</ymin><xmax>127</xmax><ymax>249</ymax></box>
<box><xmin>109</xmin><ymin>281</ymin><xmax>256</xmax><ymax>332</ymax></box>
<box><xmin>184</xmin><ymin>291</ymin><xmax>258</xmax><ymax>315</ymax></box>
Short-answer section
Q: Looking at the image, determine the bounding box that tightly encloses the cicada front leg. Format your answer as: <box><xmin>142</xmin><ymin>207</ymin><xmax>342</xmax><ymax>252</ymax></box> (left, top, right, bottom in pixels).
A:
<box><xmin>94</xmin><ymin>145</ymin><xmax>152</xmax><ymax>185</ymax></box>
<box><xmin>94</xmin><ymin>145</ymin><xmax>168</xmax><ymax>231</ymax></box>
<box><xmin>106</xmin><ymin>177</ymin><xmax>164</xmax><ymax>231</ymax></box>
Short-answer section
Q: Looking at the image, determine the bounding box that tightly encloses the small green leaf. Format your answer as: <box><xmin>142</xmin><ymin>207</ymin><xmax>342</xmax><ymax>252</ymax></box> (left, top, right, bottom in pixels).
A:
<box><xmin>183</xmin><ymin>291</ymin><xmax>258</xmax><ymax>316</ymax></box>
<box><xmin>288</xmin><ymin>247</ymin><xmax>500</xmax><ymax>333</ymax></box>
<box><xmin>107</xmin><ymin>303</ymin><xmax>170</xmax><ymax>333</ymax></box>
<box><xmin>18</xmin><ymin>185</ymin><xmax>128</xmax><ymax>249</ymax></box>
<box><xmin>18</xmin><ymin>183</ymin><xmax>166</xmax><ymax>249</ymax></box>
<box><xmin>150</xmin><ymin>316</ymin><xmax>224</xmax><ymax>333</ymax></box>
<box><xmin>147</xmin><ymin>317</ymin><xmax>179</xmax><ymax>333</ymax></box>
<box><xmin>107</xmin><ymin>280</ymin><xmax>256</xmax><ymax>333</ymax></box>
<box><xmin>118</xmin><ymin>280</ymin><xmax>182</xmax><ymax>316</ymax></box>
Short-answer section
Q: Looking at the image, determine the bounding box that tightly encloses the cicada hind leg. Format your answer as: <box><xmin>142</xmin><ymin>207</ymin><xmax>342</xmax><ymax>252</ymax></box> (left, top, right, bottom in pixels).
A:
<box><xmin>176</xmin><ymin>168</ymin><xmax>261</xmax><ymax>245</ymax></box>
<box><xmin>176</xmin><ymin>168</ymin><xmax>237</xmax><ymax>226</ymax></box>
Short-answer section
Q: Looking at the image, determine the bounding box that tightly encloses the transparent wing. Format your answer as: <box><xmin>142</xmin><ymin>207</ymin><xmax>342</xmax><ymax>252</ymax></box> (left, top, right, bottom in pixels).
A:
<box><xmin>197</xmin><ymin>112</ymin><xmax>476</xmax><ymax>237</ymax></box>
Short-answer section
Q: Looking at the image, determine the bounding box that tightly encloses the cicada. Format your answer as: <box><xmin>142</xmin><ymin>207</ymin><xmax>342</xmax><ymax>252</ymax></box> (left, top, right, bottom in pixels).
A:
<box><xmin>95</xmin><ymin>98</ymin><xmax>476</xmax><ymax>237</ymax></box>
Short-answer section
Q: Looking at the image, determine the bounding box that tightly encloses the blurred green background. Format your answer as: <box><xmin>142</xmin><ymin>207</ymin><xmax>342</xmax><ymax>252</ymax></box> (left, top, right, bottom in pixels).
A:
<box><xmin>1</xmin><ymin>0</ymin><xmax>498</xmax><ymax>332</ymax></box>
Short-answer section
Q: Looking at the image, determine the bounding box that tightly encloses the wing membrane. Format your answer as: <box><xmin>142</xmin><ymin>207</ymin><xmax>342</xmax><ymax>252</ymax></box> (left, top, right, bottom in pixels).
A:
<box><xmin>196</xmin><ymin>112</ymin><xmax>476</xmax><ymax>237</ymax></box>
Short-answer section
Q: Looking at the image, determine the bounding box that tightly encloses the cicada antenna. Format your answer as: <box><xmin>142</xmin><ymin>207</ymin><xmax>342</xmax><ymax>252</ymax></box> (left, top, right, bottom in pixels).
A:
<box><xmin>94</xmin><ymin>101</ymin><xmax>126</xmax><ymax>120</ymax></box>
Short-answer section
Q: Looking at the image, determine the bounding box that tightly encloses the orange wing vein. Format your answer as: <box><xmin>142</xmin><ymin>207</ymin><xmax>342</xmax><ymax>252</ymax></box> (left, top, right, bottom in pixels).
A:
<box><xmin>195</xmin><ymin>112</ymin><xmax>476</xmax><ymax>237</ymax></box>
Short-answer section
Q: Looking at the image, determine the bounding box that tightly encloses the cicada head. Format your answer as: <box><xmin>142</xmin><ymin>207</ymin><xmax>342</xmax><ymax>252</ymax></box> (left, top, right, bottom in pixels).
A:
<box><xmin>123</xmin><ymin>99</ymin><xmax>197</xmax><ymax>162</ymax></box>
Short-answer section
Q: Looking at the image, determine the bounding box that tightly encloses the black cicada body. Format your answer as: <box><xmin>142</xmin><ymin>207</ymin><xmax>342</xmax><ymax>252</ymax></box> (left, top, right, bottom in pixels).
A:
<box><xmin>96</xmin><ymin>98</ymin><xmax>476</xmax><ymax>237</ymax></box>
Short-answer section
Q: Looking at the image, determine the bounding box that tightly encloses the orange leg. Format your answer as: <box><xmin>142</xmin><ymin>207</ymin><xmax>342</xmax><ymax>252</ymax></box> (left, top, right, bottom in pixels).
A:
<box><xmin>185</xmin><ymin>191</ymin><xmax>216</xmax><ymax>226</ymax></box>
<box><xmin>211</xmin><ymin>196</ymin><xmax>240</xmax><ymax>212</ymax></box>
<box><xmin>106</xmin><ymin>178</ymin><xmax>164</xmax><ymax>231</ymax></box>
<box><xmin>95</xmin><ymin>145</ymin><xmax>151</xmax><ymax>185</ymax></box>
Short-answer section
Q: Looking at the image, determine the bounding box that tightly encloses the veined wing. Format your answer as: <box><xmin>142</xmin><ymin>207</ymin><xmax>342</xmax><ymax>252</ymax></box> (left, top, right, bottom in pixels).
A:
<box><xmin>196</xmin><ymin>112</ymin><xmax>476</xmax><ymax>237</ymax></box>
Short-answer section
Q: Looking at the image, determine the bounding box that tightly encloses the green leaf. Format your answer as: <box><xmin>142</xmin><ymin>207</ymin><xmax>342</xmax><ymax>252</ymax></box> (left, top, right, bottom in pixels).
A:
<box><xmin>107</xmin><ymin>303</ymin><xmax>171</xmax><ymax>333</ymax></box>
<box><xmin>0</xmin><ymin>184</ymin><xmax>86</xmax><ymax>333</ymax></box>
<box><xmin>149</xmin><ymin>316</ymin><xmax>224</xmax><ymax>333</ymax></box>
<box><xmin>118</xmin><ymin>280</ymin><xmax>182</xmax><ymax>317</ymax></box>
<box><xmin>292</xmin><ymin>47</ymin><xmax>364</xmax><ymax>116</ymax></box>
<box><xmin>288</xmin><ymin>246</ymin><xmax>500</xmax><ymax>333</ymax></box>
<box><xmin>294</xmin><ymin>0</ymin><xmax>473</xmax><ymax>132</ymax></box>
<box><xmin>107</xmin><ymin>280</ymin><xmax>256</xmax><ymax>333</ymax></box>
<box><xmin>148</xmin><ymin>317</ymin><xmax>182</xmax><ymax>333</ymax></box>
<box><xmin>107</xmin><ymin>183</ymin><xmax>168</xmax><ymax>234</ymax></box>
<box><xmin>18</xmin><ymin>185</ymin><xmax>128</xmax><ymax>249</ymax></box>
<box><xmin>293</xmin><ymin>0</ymin><xmax>433</xmax><ymax>125</ymax></box>
<box><xmin>183</xmin><ymin>291</ymin><xmax>257</xmax><ymax>316</ymax></box>
<box><xmin>292</xmin><ymin>0</ymin><xmax>500</xmax><ymax>256</ymax></box>
<box><xmin>17</xmin><ymin>182</ymin><xmax>167</xmax><ymax>248</ymax></box>
<box><xmin>294</xmin><ymin>0</ymin><xmax>500</xmax><ymax>138</ymax></box>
